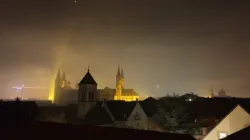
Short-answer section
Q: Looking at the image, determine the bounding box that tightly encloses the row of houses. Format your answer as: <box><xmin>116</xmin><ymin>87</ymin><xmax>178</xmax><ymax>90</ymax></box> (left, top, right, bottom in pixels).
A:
<box><xmin>1</xmin><ymin>96</ymin><xmax>250</xmax><ymax>140</ymax></box>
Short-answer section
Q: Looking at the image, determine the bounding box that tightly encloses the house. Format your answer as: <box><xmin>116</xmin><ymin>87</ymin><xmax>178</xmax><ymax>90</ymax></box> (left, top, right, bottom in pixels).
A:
<box><xmin>0</xmin><ymin>98</ymin><xmax>38</xmax><ymax>122</ymax></box>
<box><xmin>139</xmin><ymin>97</ymin><xmax>166</xmax><ymax>131</ymax></box>
<box><xmin>84</xmin><ymin>100</ymin><xmax>149</xmax><ymax>129</ymax></box>
<box><xmin>36</xmin><ymin>105</ymin><xmax>68</xmax><ymax>123</ymax></box>
<box><xmin>221</xmin><ymin>126</ymin><xmax>250</xmax><ymax>140</ymax></box>
<box><xmin>83</xmin><ymin>97</ymin><xmax>166</xmax><ymax>131</ymax></box>
<box><xmin>201</xmin><ymin>105</ymin><xmax>250</xmax><ymax>140</ymax></box>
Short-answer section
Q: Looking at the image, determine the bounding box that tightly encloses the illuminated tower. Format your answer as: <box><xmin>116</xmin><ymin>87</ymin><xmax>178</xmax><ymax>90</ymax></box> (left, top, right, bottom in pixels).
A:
<box><xmin>54</xmin><ymin>69</ymin><xmax>62</xmax><ymax>104</ymax></box>
<box><xmin>115</xmin><ymin>66</ymin><xmax>122</xmax><ymax>100</ymax></box>
<box><xmin>78</xmin><ymin>68</ymin><xmax>98</xmax><ymax>119</ymax></box>
<box><xmin>55</xmin><ymin>69</ymin><xmax>62</xmax><ymax>88</ymax></box>
<box><xmin>61</xmin><ymin>71</ymin><xmax>66</xmax><ymax>88</ymax></box>
<box><xmin>120</xmin><ymin>68</ymin><xmax>125</xmax><ymax>90</ymax></box>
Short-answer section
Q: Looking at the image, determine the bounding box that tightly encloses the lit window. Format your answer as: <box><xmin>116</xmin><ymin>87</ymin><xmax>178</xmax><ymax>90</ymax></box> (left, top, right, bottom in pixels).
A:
<box><xmin>219</xmin><ymin>132</ymin><xmax>227</xmax><ymax>139</ymax></box>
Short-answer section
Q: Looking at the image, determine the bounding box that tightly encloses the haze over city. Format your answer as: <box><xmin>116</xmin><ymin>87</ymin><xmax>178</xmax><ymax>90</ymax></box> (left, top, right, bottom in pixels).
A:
<box><xmin>0</xmin><ymin>0</ymin><xmax>250</xmax><ymax>99</ymax></box>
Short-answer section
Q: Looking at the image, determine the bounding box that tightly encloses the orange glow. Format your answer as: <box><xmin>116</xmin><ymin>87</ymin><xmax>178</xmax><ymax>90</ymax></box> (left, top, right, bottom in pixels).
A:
<box><xmin>114</xmin><ymin>95</ymin><xmax>139</xmax><ymax>102</ymax></box>
<box><xmin>48</xmin><ymin>45</ymin><xmax>67</xmax><ymax>102</ymax></box>
<box><xmin>48</xmin><ymin>79</ymin><xmax>55</xmax><ymax>102</ymax></box>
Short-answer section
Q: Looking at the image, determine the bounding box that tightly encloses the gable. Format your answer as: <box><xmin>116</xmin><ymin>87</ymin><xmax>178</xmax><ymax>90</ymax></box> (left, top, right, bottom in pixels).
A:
<box><xmin>203</xmin><ymin>105</ymin><xmax>250</xmax><ymax>140</ymax></box>
<box><xmin>84</xmin><ymin>104</ymin><xmax>114</xmax><ymax>125</ymax></box>
<box><xmin>140</xmin><ymin>97</ymin><xmax>159</xmax><ymax>117</ymax></box>
<box><xmin>127</xmin><ymin>102</ymin><xmax>147</xmax><ymax>121</ymax></box>
<box><xmin>104</xmin><ymin>101</ymin><xmax>137</xmax><ymax>121</ymax></box>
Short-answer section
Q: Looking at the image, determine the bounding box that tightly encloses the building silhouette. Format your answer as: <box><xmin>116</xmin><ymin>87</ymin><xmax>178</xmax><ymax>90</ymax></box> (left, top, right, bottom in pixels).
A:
<box><xmin>53</xmin><ymin>66</ymin><xmax>139</xmax><ymax>105</ymax></box>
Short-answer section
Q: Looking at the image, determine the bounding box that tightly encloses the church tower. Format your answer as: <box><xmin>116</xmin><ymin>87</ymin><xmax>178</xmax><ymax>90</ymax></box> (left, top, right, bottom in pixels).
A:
<box><xmin>77</xmin><ymin>68</ymin><xmax>98</xmax><ymax>119</ymax></box>
<box><xmin>54</xmin><ymin>69</ymin><xmax>63</xmax><ymax>104</ymax></box>
<box><xmin>115</xmin><ymin>66</ymin><xmax>122</xmax><ymax>100</ymax></box>
<box><xmin>55</xmin><ymin>69</ymin><xmax>62</xmax><ymax>88</ymax></box>
<box><xmin>61</xmin><ymin>71</ymin><xmax>66</xmax><ymax>88</ymax></box>
<box><xmin>120</xmin><ymin>68</ymin><xmax>125</xmax><ymax>90</ymax></box>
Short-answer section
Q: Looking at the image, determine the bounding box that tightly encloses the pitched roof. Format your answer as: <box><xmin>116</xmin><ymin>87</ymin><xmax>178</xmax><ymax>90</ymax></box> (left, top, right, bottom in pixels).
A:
<box><xmin>140</xmin><ymin>97</ymin><xmax>159</xmax><ymax>117</ymax></box>
<box><xmin>222</xmin><ymin>126</ymin><xmax>250</xmax><ymax>140</ymax></box>
<box><xmin>79</xmin><ymin>70</ymin><xmax>97</xmax><ymax>85</ymax></box>
<box><xmin>0</xmin><ymin>121</ymin><xmax>196</xmax><ymax>140</ymax></box>
<box><xmin>122</xmin><ymin>89</ymin><xmax>138</xmax><ymax>96</ymax></box>
<box><xmin>187</xmin><ymin>97</ymin><xmax>250</xmax><ymax>120</ymax></box>
<box><xmin>105</xmin><ymin>101</ymin><xmax>137</xmax><ymax>121</ymax></box>
<box><xmin>84</xmin><ymin>103</ymin><xmax>114</xmax><ymax>125</ymax></box>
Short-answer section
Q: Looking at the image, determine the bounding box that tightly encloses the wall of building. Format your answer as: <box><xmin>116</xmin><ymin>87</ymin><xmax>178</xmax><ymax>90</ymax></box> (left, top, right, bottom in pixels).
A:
<box><xmin>114</xmin><ymin>96</ymin><xmax>139</xmax><ymax>102</ymax></box>
<box><xmin>203</xmin><ymin>105</ymin><xmax>249</xmax><ymax>140</ymax></box>
<box><xmin>78</xmin><ymin>102</ymin><xmax>96</xmax><ymax>119</ymax></box>
<box><xmin>115</xmin><ymin>121</ymin><xmax>127</xmax><ymax>128</ymax></box>
<box><xmin>78</xmin><ymin>84</ymin><xmax>98</xmax><ymax>101</ymax></box>
<box><xmin>229</xmin><ymin>106</ymin><xmax>250</xmax><ymax>134</ymax></box>
<box><xmin>126</xmin><ymin>103</ymin><xmax>148</xmax><ymax>130</ymax></box>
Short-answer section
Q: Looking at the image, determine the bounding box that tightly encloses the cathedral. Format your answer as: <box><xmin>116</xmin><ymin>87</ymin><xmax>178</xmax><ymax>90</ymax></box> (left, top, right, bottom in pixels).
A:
<box><xmin>53</xmin><ymin>66</ymin><xmax>139</xmax><ymax>105</ymax></box>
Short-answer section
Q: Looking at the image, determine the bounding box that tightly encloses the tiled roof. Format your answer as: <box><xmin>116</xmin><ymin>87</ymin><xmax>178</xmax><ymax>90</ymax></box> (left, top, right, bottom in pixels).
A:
<box><xmin>0</xmin><ymin>122</ymin><xmax>196</xmax><ymax>140</ymax></box>
<box><xmin>79</xmin><ymin>71</ymin><xmax>97</xmax><ymax>85</ymax></box>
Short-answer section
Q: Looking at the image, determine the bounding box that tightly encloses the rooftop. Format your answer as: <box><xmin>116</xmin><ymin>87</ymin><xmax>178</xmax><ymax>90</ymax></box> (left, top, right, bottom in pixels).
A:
<box><xmin>0</xmin><ymin>121</ymin><xmax>196</xmax><ymax>140</ymax></box>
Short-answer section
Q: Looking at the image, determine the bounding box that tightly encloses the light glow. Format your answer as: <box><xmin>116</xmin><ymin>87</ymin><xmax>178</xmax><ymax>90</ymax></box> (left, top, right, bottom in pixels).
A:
<box><xmin>114</xmin><ymin>95</ymin><xmax>139</xmax><ymax>102</ymax></box>
<box><xmin>219</xmin><ymin>132</ymin><xmax>227</xmax><ymax>139</ymax></box>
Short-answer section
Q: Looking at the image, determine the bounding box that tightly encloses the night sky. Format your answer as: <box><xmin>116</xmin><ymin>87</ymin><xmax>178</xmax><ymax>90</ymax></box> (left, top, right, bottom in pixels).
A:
<box><xmin>0</xmin><ymin>0</ymin><xmax>250</xmax><ymax>99</ymax></box>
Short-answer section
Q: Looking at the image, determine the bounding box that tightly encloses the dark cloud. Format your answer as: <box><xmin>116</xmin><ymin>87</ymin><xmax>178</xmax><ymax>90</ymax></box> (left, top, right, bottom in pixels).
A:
<box><xmin>0</xmin><ymin>0</ymin><xmax>250</xmax><ymax>99</ymax></box>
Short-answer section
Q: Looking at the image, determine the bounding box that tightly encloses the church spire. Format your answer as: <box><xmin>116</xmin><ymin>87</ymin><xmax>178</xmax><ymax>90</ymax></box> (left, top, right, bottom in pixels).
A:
<box><xmin>62</xmin><ymin>71</ymin><xmax>66</xmax><ymax>81</ymax></box>
<box><xmin>56</xmin><ymin>69</ymin><xmax>61</xmax><ymax>80</ymax></box>
<box><xmin>117</xmin><ymin>66</ymin><xmax>120</xmax><ymax>77</ymax></box>
<box><xmin>121</xmin><ymin>68</ymin><xmax>124</xmax><ymax>78</ymax></box>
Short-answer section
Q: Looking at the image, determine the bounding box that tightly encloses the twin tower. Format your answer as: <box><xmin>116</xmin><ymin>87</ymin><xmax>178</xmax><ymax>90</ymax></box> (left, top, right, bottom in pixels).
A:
<box><xmin>115</xmin><ymin>66</ymin><xmax>125</xmax><ymax>99</ymax></box>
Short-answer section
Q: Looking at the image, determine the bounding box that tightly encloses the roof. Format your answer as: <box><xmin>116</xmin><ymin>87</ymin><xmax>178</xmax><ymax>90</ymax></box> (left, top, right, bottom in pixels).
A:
<box><xmin>98</xmin><ymin>87</ymin><xmax>116</xmax><ymax>96</ymax></box>
<box><xmin>0</xmin><ymin>122</ymin><xmax>196</xmax><ymax>140</ymax></box>
<box><xmin>187</xmin><ymin>97</ymin><xmax>250</xmax><ymax>119</ymax></box>
<box><xmin>105</xmin><ymin>101</ymin><xmax>137</xmax><ymax>121</ymax></box>
<box><xmin>84</xmin><ymin>103</ymin><xmax>114</xmax><ymax>125</ymax></box>
<box><xmin>139</xmin><ymin>97</ymin><xmax>159</xmax><ymax>117</ymax></box>
<box><xmin>222</xmin><ymin>126</ymin><xmax>250</xmax><ymax>140</ymax></box>
<box><xmin>37</xmin><ymin>105</ymin><xmax>68</xmax><ymax>119</ymax></box>
<box><xmin>0</xmin><ymin>99</ymin><xmax>38</xmax><ymax>122</ymax></box>
<box><xmin>79</xmin><ymin>70</ymin><xmax>97</xmax><ymax>85</ymax></box>
<box><xmin>122</xmin><ymin>89</ymin><xmax>138</xmax><ymax>96</ymax></box>
<box><xmin>98</xmin><ymin>88</ymin><xmax>138</xmax><ymax>96</ymax></box>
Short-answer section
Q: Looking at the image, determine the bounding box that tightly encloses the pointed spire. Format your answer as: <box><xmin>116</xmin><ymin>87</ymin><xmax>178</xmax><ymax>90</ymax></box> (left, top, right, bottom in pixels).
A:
<box><xmin>62</xmin><ymin>71</ymin><xmax>66</xmax><ymax>81</ymax></box>
<box><xmin>56</xmin><ymin>68</ymin><xmax>61</xmax><ymax>80</ymax></box>
<box><xmin>121</xmin><ymin>68</ymin><xmax>124</xmax><ymax>78</ymax></box>
<box><xmin>79</xmin><ymin>68</ymin><xmax>97</xmax><ymax>85</ymax></box>
<box><xmin>117</xmin><ymin>65</ymin><xmax>120</xmax><ymax>77</ymax></box>
<box><xmin>88</xmin><ymin>66</ymin><xmax>90</xmax><ymax>72</ymax></box>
